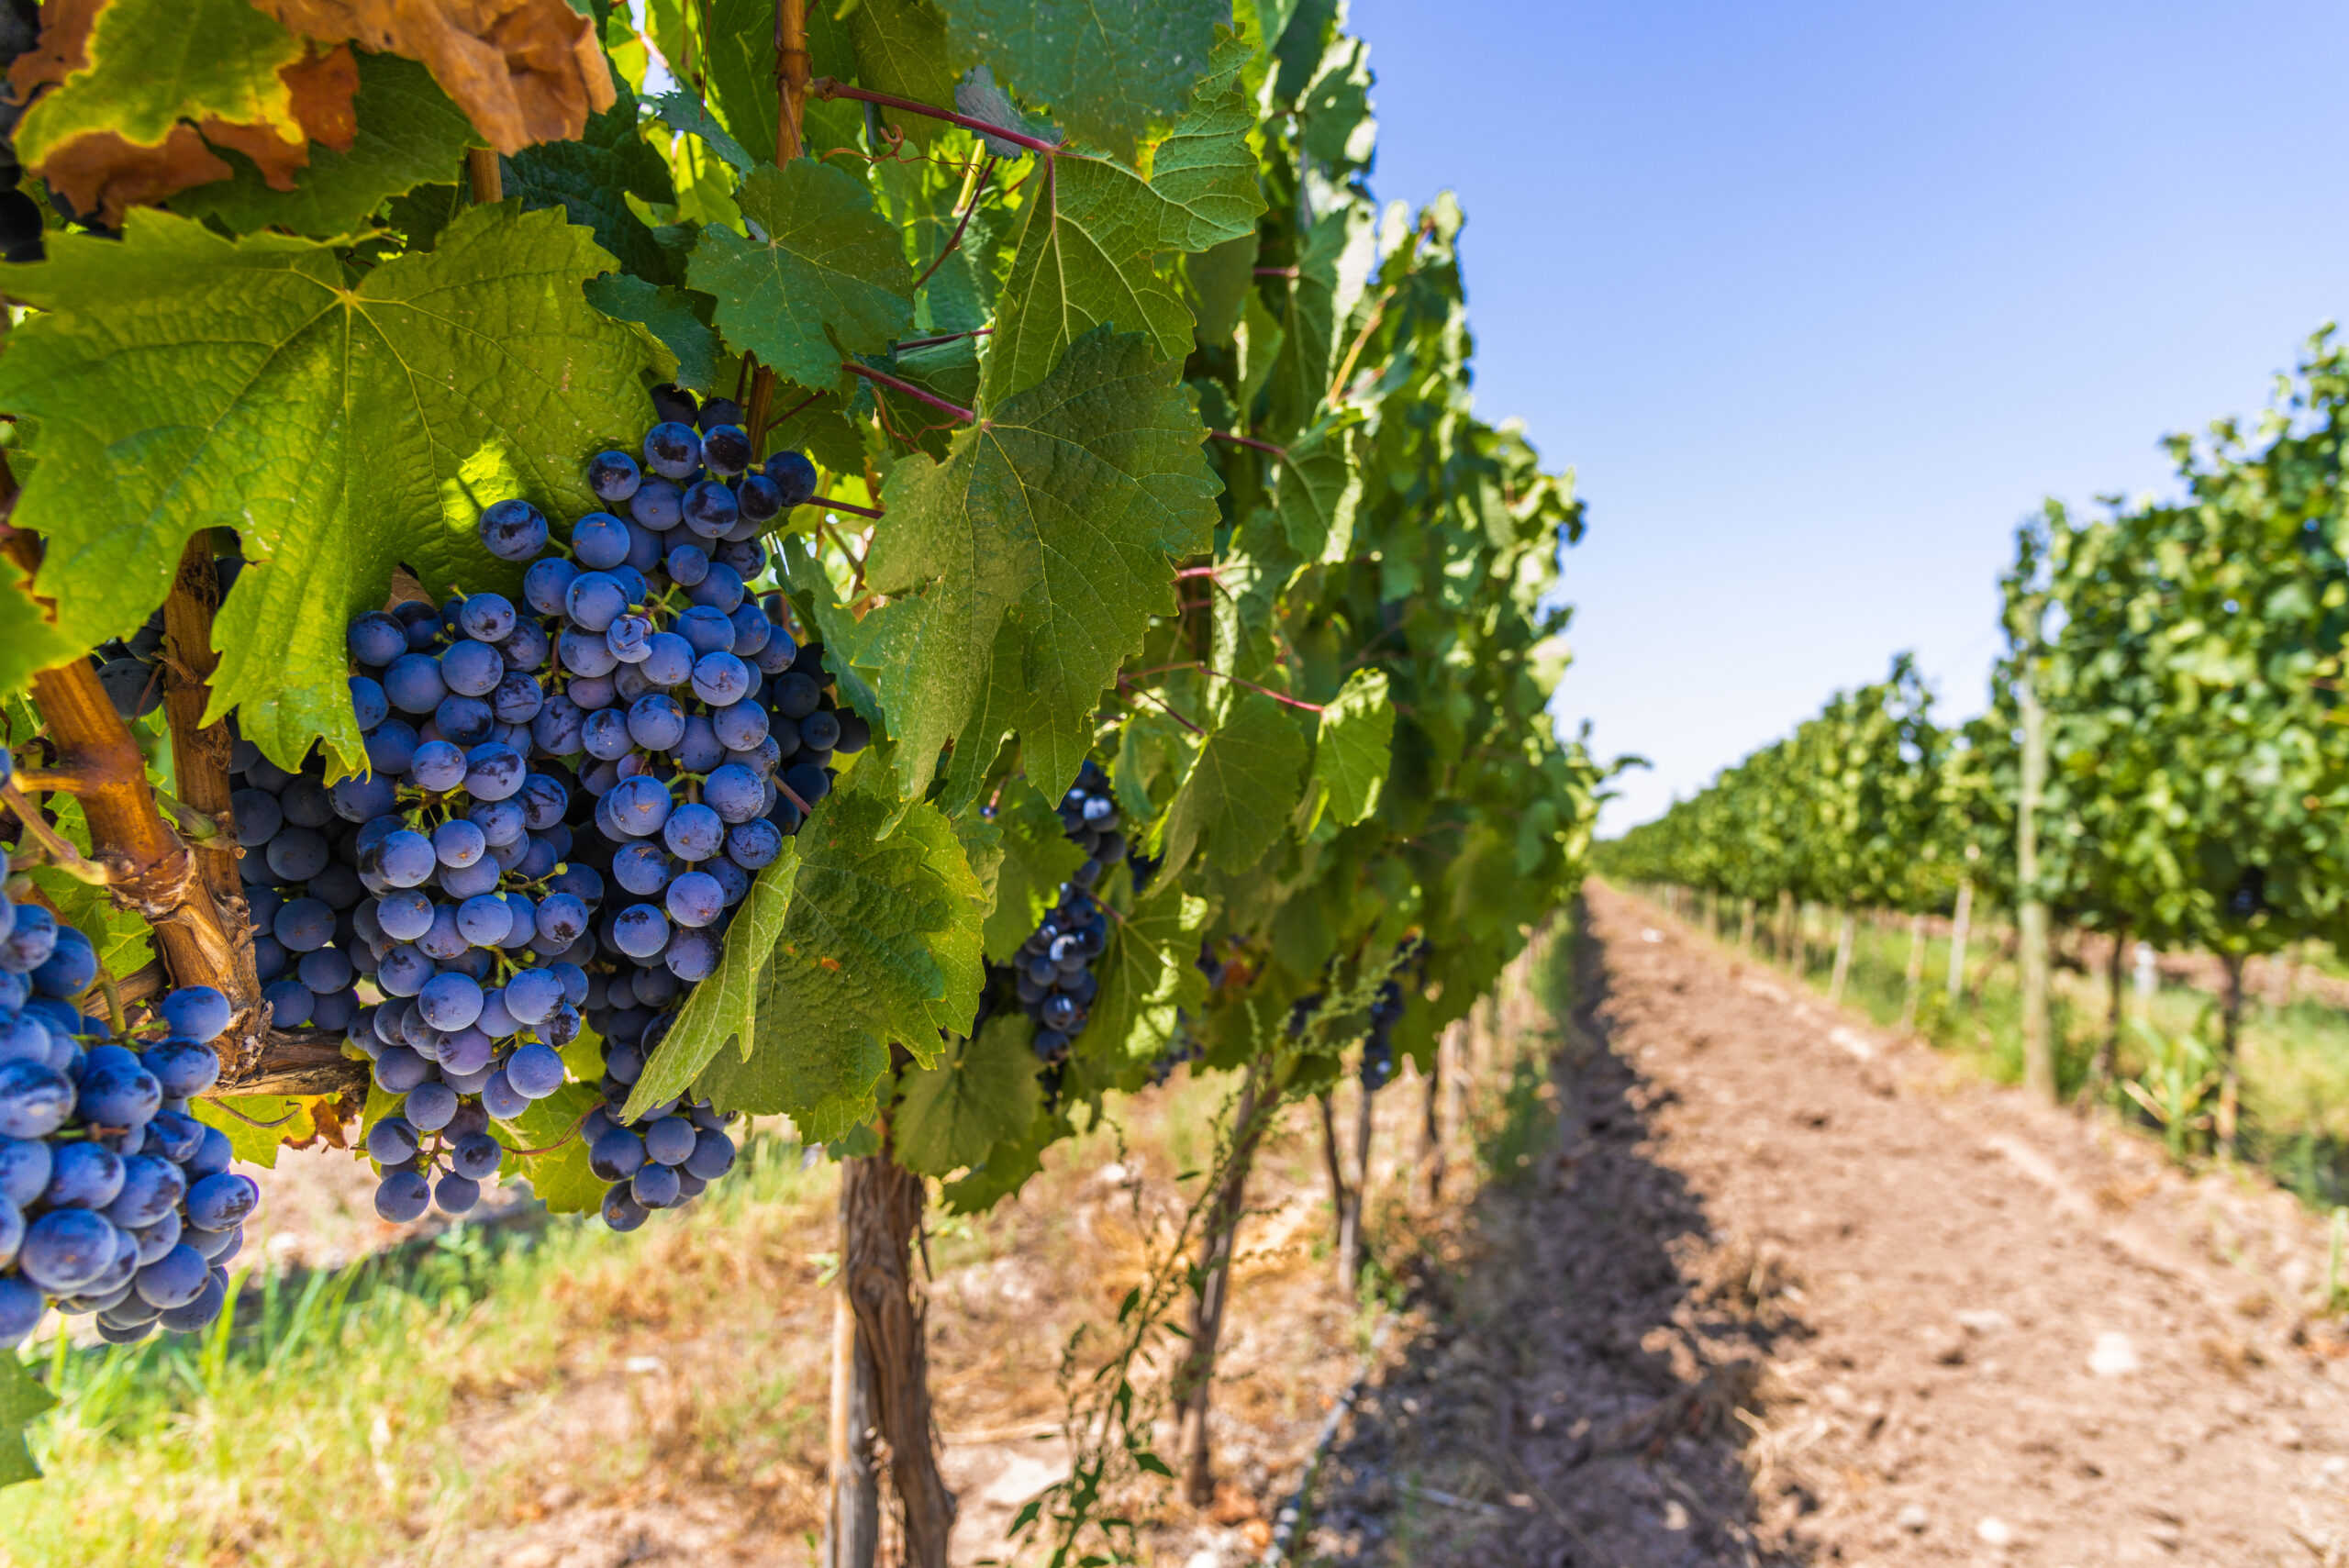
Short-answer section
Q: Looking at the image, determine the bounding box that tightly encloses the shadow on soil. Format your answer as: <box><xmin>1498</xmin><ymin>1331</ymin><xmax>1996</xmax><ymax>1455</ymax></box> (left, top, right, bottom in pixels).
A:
<box><xmin>1305</xmin><ymin>908</ymin><xmax>1808</xmax><ymax>1567</ymax></box>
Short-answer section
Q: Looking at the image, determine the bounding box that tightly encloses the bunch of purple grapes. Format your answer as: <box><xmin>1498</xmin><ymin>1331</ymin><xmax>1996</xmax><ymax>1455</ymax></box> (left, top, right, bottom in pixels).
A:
<box><xmin>0</xmin><ymin>885</ymin><xmax>255</xmax><ymax>1345</ymax></box>
<box><xmin>1007</xmin><ymin>762</ymin><xmax>1126</xmax><ymax>1094</ymax></box>
<box><xmin>318</xmin><ymin>387</ymin><xmax>861</xmax><ymax>1229</ymax></box>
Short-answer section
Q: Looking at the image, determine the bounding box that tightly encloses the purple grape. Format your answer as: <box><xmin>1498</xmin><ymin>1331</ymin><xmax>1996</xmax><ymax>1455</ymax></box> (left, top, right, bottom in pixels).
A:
<box><xmin>572</xmin><ymin>511</ymin><xmax>631</xmax><ymax>570</ymax></box>
<box><xmin>479</xmin><ymin>499</ymin><xmax>550</xmax><ymax>561</ymax></box>
<box><xmin>350</xmin><ymin>611</ymin><xmax>408</xmax><ymax>666</ymax></box>
<box><xmin>588</xmin><ymin>450</ymin><xmax>642</xmax><ymax>502</ymax></box>
<box><xmin>630</xmin><ymin>478</ymin><xmax>684</xmax><ymax>530</ymax></box>
<box><xmin>767</xmin><ymin>450</ymin><xmax>818</xmax><ymax>507</ymax></box>
<box><xmin>643</xmin><ymin>421</ymin><xmax>702</xmax><ymax>479</ymax></box>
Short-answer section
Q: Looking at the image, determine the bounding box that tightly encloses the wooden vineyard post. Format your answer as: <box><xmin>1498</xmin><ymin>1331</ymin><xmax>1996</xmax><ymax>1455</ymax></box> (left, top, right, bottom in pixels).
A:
<box><xmin>1316</xmin><ymin>1090</ymin><xmax>1347</xmax><ymax>1251</ymax></box>
<box><xmin>2086</xmin><ymin>926</ymin><xmax>2127</xmax><ymax>1095</ymax></box>
<box><xmin>838</xmin><ymin>1114</ymin><xmax>954</xmax><ymax>1567</ymax></box>
<box><xmin>2217</xmin><ymin>952</ymin><xmax>2245</xmax><ymax>1157</ymax></box>
<box><xmin>1175</xmin><ymin>1064</ymin><xmax>1267</xmax><ymax>1507</ymax></box>
<box><xmin>2018</xmin><ymin>677</ymin><xmax>2054</xmax><ymax>1103</ymax></box>
<box><xmin>1419</xmin><ymin>1031</ymin><xmax>1446</xmax><ymax>1206</ymax></box>
<box><xmin>1336</xmin><ymin>1077</ymin><xmax>1375</xmax><ymax>1290</ymax></box>
<box><xmin>1737</xmin><ymin>896</ymin><xmax>1755</xmax><ymax>960</ymax></box>
<box><xmin>823</xmin><ymin>1205</ymin><xmax>881</xmax><ymax>1568</ymax></box>
<box><xmin>1946</xmin><ymin>874</ymin><xmax>1975</xmax><ymax>1004</ymax></box>
<box><xmin>1897</xmin><ymin>909</ymin><xmax>1928</xmax><ymax>1034</ymax></box>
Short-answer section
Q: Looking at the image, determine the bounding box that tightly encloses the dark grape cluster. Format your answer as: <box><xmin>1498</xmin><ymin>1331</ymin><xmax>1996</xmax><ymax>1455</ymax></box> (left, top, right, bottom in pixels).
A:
<box><xmin>1010</xmin><ymin>762</ymin><xmax>1126</xmax><ymax>1073</ymax></box>
<box><xmin>89</xmin><ymin>549</ymin><xmax>243</xmax><ymax>722</ymax></box>
<box><xmin>306</xmin><ymin>386</ymin><xmax>859</xmax><ymax>1229</ymax></box>
<box><xmin>0</xmin><ymin>884</ymin><xmax>253</xmax><ymax>1345</ymax></box>
<box><xmin>1358</xmin><ymin>980</ymin><xmax>1402</xmax><ymax>1092</ymax></box>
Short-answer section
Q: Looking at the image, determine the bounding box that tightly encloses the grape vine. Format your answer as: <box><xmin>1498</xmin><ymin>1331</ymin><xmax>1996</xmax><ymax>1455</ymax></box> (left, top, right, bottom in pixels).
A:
<box><xmin>0</xmin><ymin>0</ymin><xmax>1604</xmax><ymax>1549</ymax></box>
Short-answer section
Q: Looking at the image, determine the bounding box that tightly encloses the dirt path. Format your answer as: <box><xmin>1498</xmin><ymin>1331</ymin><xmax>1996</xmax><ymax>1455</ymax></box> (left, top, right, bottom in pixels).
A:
<box><xmin>1306</xmin><ymin>884</ymin><xmax>2349</xmax><ymax>1567</ymax></box>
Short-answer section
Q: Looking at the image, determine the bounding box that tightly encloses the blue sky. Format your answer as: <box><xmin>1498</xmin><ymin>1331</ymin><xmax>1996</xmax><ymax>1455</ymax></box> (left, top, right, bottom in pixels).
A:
<box><xmin>1343</xmin><ymin>0</ymin><xmax>2349</xmax><ymax>831</ymax></box>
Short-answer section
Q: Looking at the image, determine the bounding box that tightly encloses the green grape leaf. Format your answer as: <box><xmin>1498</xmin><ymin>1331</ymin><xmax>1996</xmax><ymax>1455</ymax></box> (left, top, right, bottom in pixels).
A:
<box><xmin>849</xmin><ymin>0</ymin><xmax>958</xmax><ymax>150</ymax></box>
<box><xmin>1263</xmin><ymin>198</ymin><xmax>1375</xmax><ymax>440</ymax></box>
<box><xmin>982</xmin><ymin>35</ymin><xmax>1264</xmax><ymax>403</ymax></box>
<box><xmin>623</xmin><ymin>846</ymin><xmax>803</xmax><ymax>1120</ymax></box>
<box><xmin>1084</xmin><ymin>873</ymin><xmax>1212</xmax><ymax>1068</ymax></box>
<box><xmin>940</xmin><ymin>1089</ymin><xmax>1066</xmax><ymax>1214</ymax></box>
<box><xmin>649</xmin><ymin>88</ymin><xmax>754</xmax><ymax>172</ymax></box>
<box><xmin>191</xmin><ymin>1095</ymin><xmax>316</xmax><ymax>1167</ymax></box>
<box><xmin>982</xmin><ymin>778</ymin><xmax>1087</xmax><ymax>962</ymax></box>
<box><xmin>499</xmin><ymin>1083</ymin><xmax>605</xmax><ymax>1215</ymax></box>
<box><xmin>172</xmin><ymin>51</ymin><xmax>482</xmax><ymax>238</ymax></box>
<box><xmin>862</xmin><ymin>327</ymin><xmax>1219</xmax><ymax>809</ymax></box>
<box><xmin>892</xmin><ymin>1013</ymin><xmax>1041</xmax><ymax>1176</ymax></box>
<box><xmin>1158</xmin><ymin>690</ymin><xmax>1310</xmax><ymax>878</ymax></box>
<box><xmin>942</xmin><ymin>0</ymin><xmax>1224</xmax><ymax>155</ymax></box>
<box><xmin>0</xmin><ymin>205</ymin><xmax>664</xmax><ymax>773</ymax></box>
<box><xmin>0</xmin><ymin>1354</ymin><xmax>55</xmax><ymax>1489</ymax></box>
<box><xmin>1311</xmin><ymin>668</ymin><xmax>1392</xmax><ymax>825</ymax></box>
<box><xmin>689</xmin><ymin>159</ymin><xmax>917</xmax><ymax>391</ymax></box>
<box><xmin>1143</xmin><ymin>32</ymin><xmax>1263</xmax><ymax>251</ymax></box>
<box><xmin>499</xmin><ymin>82</ymin><xmax>679</xmax><ymax>284</ymax></box>
<box><xmin>696</xmin><ymin>782</ymin><xmax>984</xmax><ymax>1143</ymax></box>
<box><xmin>0</xmin><ymin>560</ymin><xmax>83</xmax><ymax>698</ymax></box>
<box><xmin>584</xmin><ymin>273</ymin><xmax>721</xmax><ymax>392</ymax></box>
<box><xmin>1274</xmin><ymin>414</ymin><xmax>1362</xmax><ymax>562</ymax></box>
<box><xmin>1298</xmin><ymin>35</ymin><xmax>1374</xmax><ymax>168</ymax></box>
<box><xmin>1186</xmin><ymin>231</ymin><xmax>1256</xmax><ymax>349</ymax></box>
<box><xmin>1209</xmin><ymin>511</ymin><xmax>1297</xmax><ymax>685</ymax></box>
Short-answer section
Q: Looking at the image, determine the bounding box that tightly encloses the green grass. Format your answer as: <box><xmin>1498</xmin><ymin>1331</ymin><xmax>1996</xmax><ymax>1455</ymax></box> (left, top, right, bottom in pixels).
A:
<box><xmin>1723</xmin><ymin>903</ymin><xmax>2349</xmax><ymax>1208</ymax></box>
<box><xmin>0</xmin><ymin>1131</ymin><xmax>832</xmax><ymax>1568</ymax></box>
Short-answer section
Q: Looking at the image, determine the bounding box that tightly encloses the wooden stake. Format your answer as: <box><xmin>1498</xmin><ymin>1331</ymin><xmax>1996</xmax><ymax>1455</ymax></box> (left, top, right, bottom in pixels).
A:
<box><xmin>824</xmin><ymin>1192</ymin><xmax>881</xmax><ymax>1568</ymax></box>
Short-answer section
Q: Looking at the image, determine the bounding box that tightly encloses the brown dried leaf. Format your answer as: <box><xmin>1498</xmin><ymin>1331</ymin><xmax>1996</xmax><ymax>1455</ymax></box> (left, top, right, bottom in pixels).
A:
<box><xmin>34</xmin><ymin>124</ymin><xmax>234</xmax><ymax>222</ymax></box>
<box><xmin>7</xmin><ymin>0</ymin><xmax>361</xmax><ymax>220</ymax></box>
<box><xmin>252</xmin><ymin>0</ymin><xmax>618</xmax><ymax>154</ymax></box>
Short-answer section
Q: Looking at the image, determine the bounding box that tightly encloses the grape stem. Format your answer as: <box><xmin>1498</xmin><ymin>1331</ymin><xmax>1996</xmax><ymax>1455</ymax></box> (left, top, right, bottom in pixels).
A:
<box><xmin>1114</xmin><ymin>678</ymin><xmax>1204</xmax><ymax>736</ymax></box>
<box><xmin>206</xmin><ymin>1099</ymin><xmax>303</xmax><ymax>1129</ymax></box>
<box><xmin>808</xmin><ymin>495</ymin><xmax>885</xmax><ymax>521</ymax></box>
<box><xmin>911</xmin><ymin>155</ymin><xmax>996</xmax><ymax>294</ymax></box>
<box><xmin>497</xmin><ymin>1104</ymin><xmax>597</xmax><ymax>1159</ymax></box>
<box><xmin>0</xmin><ymin>778</ymin><xmax>112</xmax><ymax>884</ymax></box>
<box><xmin>810</xmin><ymin>77</ymin><xmax>1063</xmax><ymax>156</ymax></box>
<box><xmin>1207</xmin><ymin>429</ymin><xmax>1288</xmax><ymax>460</ymax></box>
<box><xmin>845</xmin><ymin>362</ymin><xmax>976</xmax><ymax>426</ymax></box>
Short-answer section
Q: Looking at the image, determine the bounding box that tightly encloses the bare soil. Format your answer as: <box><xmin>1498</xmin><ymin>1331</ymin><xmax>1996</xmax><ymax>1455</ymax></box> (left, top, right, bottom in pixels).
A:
<box><xmin>1305</xmin><ymin>884</ymin><xmax>2349</xmax><ymax>1567</ymax></box>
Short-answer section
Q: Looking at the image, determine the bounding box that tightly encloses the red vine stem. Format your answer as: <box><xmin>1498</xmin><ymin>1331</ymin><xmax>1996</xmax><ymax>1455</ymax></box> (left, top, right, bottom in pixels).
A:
<box><xmin>1253</xmin><ymin>266</ymin><xmax>1300</xmax><ymax>278</ymax></box>
<box><xmin>1116</xmin><ymin>678</ymin><xmax>1204</xmax><ymax>736</ymax></box>
<box><xmin>912</xmin><ymin>155</ymin><xmax>996</xmax><ymax>293</ymax></box>
<box><xmin>810</xmin><ymin>78</ymin><xmax>1063</xmax><ymax>156</ymax></box>
<box><xmin>1122</xmin><ymin>662</ymin><xmax>1326</xmax><ymax>715</ymax></box>
<box><xmin>846</xmin><ymin>362</ymin><xmax>977</xmax><ymax>425</ymax></box>
<box><xmin>1208</xmin><ymin>429</ymin><xmax>1287</xmax><ymax>459</ymax></box>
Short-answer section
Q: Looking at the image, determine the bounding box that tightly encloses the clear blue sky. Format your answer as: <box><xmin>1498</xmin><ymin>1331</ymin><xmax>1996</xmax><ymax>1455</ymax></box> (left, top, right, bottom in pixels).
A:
<box><xmin>1344</xmin><ymin>0</ymin><xmax>2349</xmax><ymax>832</ymax></box>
